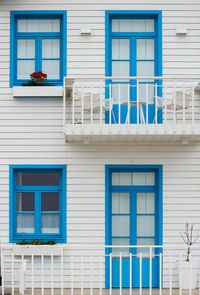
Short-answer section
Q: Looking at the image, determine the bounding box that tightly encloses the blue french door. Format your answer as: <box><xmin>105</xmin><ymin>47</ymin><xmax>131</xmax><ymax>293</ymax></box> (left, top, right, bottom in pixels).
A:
<box><xmin>109</xmin><ymin>170</ymin><xmax>161</xmax><ymax>288</ymax></box>
<box><xmin>106</xmin><ymin>16</ymin><xmax>162</xmax><ymax>124</ymax></box>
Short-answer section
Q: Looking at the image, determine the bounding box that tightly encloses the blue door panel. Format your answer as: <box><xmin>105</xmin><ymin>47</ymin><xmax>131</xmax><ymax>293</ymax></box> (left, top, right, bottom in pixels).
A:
<box><xmin>112</xmin><ymin>259</ymin><xmax>130</xmax><ymax>288</ymax></box>
<box><xmin>112</xmin><ymin>257</ymin><xmax>159</xmax><ymax>288</ymax></box>
<box><xmin>133</xmin><ymin>257</ymin><xmax>159</xmax><ymax>288</ymax></box>
<box><xmin>105</xmin><ymin>105</ymin><xmax>162</xmax><ymax>124</ymax></box>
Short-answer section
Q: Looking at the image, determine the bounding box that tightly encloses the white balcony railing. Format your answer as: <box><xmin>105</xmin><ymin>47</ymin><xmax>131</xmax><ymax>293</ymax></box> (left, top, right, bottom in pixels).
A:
<box><xmin>1</xmin><ymin>244</ymin><xmax>200</xmax><ymax>294</ymax></box>
<box><xmin>63</xmin><ymin>77</ymin><xmax>200</xmax><ymax>142</ymax></box>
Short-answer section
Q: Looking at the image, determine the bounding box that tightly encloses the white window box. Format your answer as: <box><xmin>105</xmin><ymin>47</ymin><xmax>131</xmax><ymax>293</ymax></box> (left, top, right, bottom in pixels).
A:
<box><xmin>11</xmin><ymin>245</ymin><xmax>63</xmax><ymax>256</ymax></box>
<box><xmin>13</xmin><ymin>86</ymin><xmax>63</xmax><ymax>98</ymax></box>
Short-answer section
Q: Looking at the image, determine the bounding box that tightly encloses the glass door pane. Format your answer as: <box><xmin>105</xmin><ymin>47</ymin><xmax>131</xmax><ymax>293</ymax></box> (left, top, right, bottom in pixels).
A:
<box><xmin>136</xmin><ymin>39</ymin><xmax>155</xmax><ymax>104</ymax></box>
<box><xmin>112</xmin><ymin>192</ymin><xmax>130</xmax><ymax>254</ymax></box>
<box><xmin>136</xmin><ymin>192</ymin><xmax>155</xmax><ymax>257</ymax></box>
<box><xmin>112</xmin><ymin>39</ymin><xmax>130</xmax><ymax>104</ymax></box>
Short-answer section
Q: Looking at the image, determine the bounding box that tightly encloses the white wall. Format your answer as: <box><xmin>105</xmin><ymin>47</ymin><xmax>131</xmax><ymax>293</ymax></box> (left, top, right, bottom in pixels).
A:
<box><xmin>0</xmin><ymin>0</ymin><xmax>200</xmax><ymax>288</ymax></box>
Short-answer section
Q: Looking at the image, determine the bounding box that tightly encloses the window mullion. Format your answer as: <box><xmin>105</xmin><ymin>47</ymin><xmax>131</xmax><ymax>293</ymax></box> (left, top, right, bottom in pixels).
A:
<box><xmin>35</xmin><ymin>190</ymin><xmax>41</xmax><ymax>235</ymax></box>
<box><xmin>35</xmin><ymin>37</ymin><xmax>41</xmax><ymax>72</ymax></box>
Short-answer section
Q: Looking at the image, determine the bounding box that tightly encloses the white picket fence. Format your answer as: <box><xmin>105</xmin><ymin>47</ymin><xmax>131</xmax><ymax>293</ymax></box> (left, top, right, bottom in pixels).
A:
<box><xmin>1</xmin><ymin>244</ymin><xmax>200</xmax><ymax>295</ymax></box>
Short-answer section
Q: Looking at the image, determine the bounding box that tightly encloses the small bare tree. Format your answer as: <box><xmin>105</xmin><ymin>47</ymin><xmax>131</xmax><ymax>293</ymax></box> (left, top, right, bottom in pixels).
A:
<box><xmin>180</xmin><ymin>223</ymin><xmax>199</xmax><ymax>262</ymax></box>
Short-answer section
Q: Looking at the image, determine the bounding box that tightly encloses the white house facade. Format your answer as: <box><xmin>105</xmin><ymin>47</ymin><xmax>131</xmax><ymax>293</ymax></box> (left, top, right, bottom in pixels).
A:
<box><xmin>0</xmin><ymin>0</ymin><xmax>200</xmax><ymax>293</ymax></box>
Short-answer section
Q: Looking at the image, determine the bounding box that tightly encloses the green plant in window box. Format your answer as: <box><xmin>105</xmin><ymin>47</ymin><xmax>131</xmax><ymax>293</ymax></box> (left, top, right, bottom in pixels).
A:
<box><xmin>16</xmin><ymin>239</ymin><xmax>56</xmax><ymax>245</ymax></box>
<box><xmin>22</xmin><ymin>71</ymin><xmax>53</xmax><ymax>86</ymax></box>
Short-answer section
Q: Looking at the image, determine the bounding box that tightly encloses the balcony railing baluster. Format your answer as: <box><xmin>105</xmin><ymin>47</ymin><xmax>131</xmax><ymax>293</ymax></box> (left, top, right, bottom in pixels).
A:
<box><xmin>63</xmin><ymin>77</ymin><xmax>200</xmax><ymax>141</ymax></box>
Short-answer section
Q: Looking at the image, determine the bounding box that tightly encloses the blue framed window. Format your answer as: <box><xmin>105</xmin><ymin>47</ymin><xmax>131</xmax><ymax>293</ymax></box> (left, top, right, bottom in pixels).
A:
<box><xmin>9</xmin><ymin>165</ymin><xmax>66</xmax><ymax>243</ymax></box>
<box><xmin>10</xmin><ymin>11</ymin><xmax>67</xmax><ymax>87</ymax></box>
<box><xmin>105</xmin><ymin>11</ymin><xmax>162</xmax><ymax>124</ymax></box>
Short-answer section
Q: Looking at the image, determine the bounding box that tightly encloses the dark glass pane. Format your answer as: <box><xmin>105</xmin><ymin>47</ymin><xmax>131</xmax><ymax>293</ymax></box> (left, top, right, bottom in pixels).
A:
<box><xmin>41</xmin><ymin>192</ymin><xmax>59</xmax><ymax>211</ymax></box>
<box><xmin>17</xmin><ymin>172</ymin><xmax>60</xmax><ymax>186</ymax></box>
<box><xmin>17</xmin><ymin>192</ymin><xmax>35</xmax><ymax>212</ymax></box>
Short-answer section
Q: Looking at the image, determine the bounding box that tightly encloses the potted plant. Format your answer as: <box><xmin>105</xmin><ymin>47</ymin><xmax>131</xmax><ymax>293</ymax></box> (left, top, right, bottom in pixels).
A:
<box><xmin>176</xmin><ymin>223</ymin><xmax>199</xmax><ymax>289</ymax></box>
<box><xmin>22</xmin><ymin>71</ymin><xmax>48</xmax><ymax>86</ymax></box>
<box><xmin>13</xmin><ymin>71</ymin><xmax>63</xmax><ymax>98</ymax></box>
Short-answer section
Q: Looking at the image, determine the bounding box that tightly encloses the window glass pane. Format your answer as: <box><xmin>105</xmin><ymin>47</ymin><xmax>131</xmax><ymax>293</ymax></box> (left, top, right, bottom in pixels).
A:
<box><xmin>17</xmin><ymin>39</ymin><xmax>35</xmax><ymax>58</ymax></box>
<box><xmin>112</xmin><ymin>19</ymin><xmax>154</xmax><ymax>33</ymax></box>
<box><xmin>112</xmin><ymin>172</ymin><xmax>132</xmax><ymax>185</ymax></box>
<box><xmin>112</xmin><ymin>61</ymin><xmax>129</xmax><ymax>77</ymax></box>
<box><xmin>112</xmin><ymin>193</ymin><xmax>130</xmax><ymax>214</ymax></box>
<box><xmin>112</xmin><ymin>39</ymin><xmax>129</xmax><ymax>60</ymax></box>
<box><xmin>137</xmin><ymin>238</ymin><xmax>155</xmax><ymax>257</ymax></box>
<box><xmin>112</xmin><ymin>215</ymin><xmax>130</xmax><ymax>236</ymax></box>
<box><xmin>137</xmin><ymin>215</ymin><xmax>155</xmax><ymax>237</ymax></box>
<box><xmin>137</xmin><ymin>61</ymin><xmax>154</xmax><ymax>77</ymax></box>
<box><xmin>41</xmin><ymin>192</ymin><xmax>59</xmax><ymax>211</ymax></box>
<box><xmin>17</xmin><ymin>214</ymin><xmax>34</xmax><ymax>233</ymax></box>
<box><xmin>17</xmin><ymin>192</ymin><xmax>35</xmax><ymax>212</ymax></box>
<box><xmin>42</xmin><ymin>39</ymin><xmax>60</xmax><ymax>58</ymax></box>
<box><xmin>42</xmin><ymin>60</ymin><xmax>60</xmax><ymax>79</ymax></box>
<box><xmin>112</xmin><ymin>238</ymin><xmax>130</xmax><ymax>254</ymax></box>
<box><xmin>137</xmin><ymin>39</ymin><xmax>154</xmax><ymax>60</ymax></box>
<box><xmin>17</xmin><ymin>60</ymin><xmax>35</xmax><ymax>79</ymax></box>
<box><xmin>146</xmin><ymin>19</ymin><xmax>154</xmax><ymax>32</ymax></box>
<box><xmin>138</xmin><ymin>83</ymin><xmax>155</xmax><ymax>104</ymax></box>
<box><xmin>132</xmin><ymin>172</ymin><xmax>155</xmax><ymax>185</ymax></box>
<box><xmin>42</xmin><ymin>214</ymin><xmax>59</xmax><ymax>233</ymax></box>
<box><xmin>137</xmin><ymin>192</ymin><xmax>155</xmax><ymax>214</ymax></box>
<box><xmin>16</xmin><ymin>172</ymin><xmax>60</xmax><ymax>186</ymax></box>
<box><xmin>18</xmin><ymin>19</ymin><xmax>60</xmax><ymax>33</ymax></box>
<box><xmin>112</xmin><ymin>83</ymin><xmax>129</xmax><ymax>104</ymax></box>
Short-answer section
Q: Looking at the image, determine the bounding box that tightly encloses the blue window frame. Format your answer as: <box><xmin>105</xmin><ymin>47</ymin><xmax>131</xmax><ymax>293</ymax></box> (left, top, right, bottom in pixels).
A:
<box><xmin>105</xmin><ymin>11</ymin><xmax>162</xmax><ymax>124</ymax></box>
<box><xmin>9</xmin><ymin>165</ymin><xmax>66</xmax><ymax>243</ymax></box>
<box><xmin>105</xmin><ymin>165</ymin><xmax>163</xmax><ymax>288</ymax></box>
<box><xmin>10</xmin><ymin>11</ymin><xmax>67</xmax><ymax>87</ymax></box>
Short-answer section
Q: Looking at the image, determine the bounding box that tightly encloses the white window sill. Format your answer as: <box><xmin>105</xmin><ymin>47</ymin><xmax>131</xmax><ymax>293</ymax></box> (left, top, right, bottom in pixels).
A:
<box><xmin>13</xmin><ymin>86</ymin><xmax>63</xmax><ymax>98</ymax></box>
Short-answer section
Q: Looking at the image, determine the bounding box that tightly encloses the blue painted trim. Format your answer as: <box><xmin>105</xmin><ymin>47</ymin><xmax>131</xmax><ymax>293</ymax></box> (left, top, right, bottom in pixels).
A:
<box><xmin>9</xmin><ymin>165</ymin><xmax>67</xmax><ymax>243</ymax></box>
<box><xmin>10</xmin><ymin>10</ymin><xmax>67</xmax><ymax>87</ymax></box>
<box><xmin>105</xmin><ymin>10</ymin><xmax>162</xmax><ymax>119</ymax></box>
<box><xmin>105</xmin><ymin>10</ymin><xmax>162</xmax><ymax>76</ymax></box>
<box><xmin>105</xmin><ymin>164</ymin><xmax>163</xmax><ymax>288</ymax></box>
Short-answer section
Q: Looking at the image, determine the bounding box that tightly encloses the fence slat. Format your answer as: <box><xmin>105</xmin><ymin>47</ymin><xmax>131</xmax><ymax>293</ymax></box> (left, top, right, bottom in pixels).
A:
<box><xmin>61</xmin><ymin>248</ymin><xmax>64</xmax><ymax>295</ymax></box>
<box><xmin>71</xmin><ymin>254</ymin><xmax>74</xmax><ymax>295</ymax></box>
<box><xmin>140</xmin><ymin>253</ymin><xmax>142</xmax><ymax>295</ymax></box>
<box><xmin>109</xmin><ymin>253</ymin><xmax>112</xmax><ymax>295</ymax></box>
<box><xmin>149</xmin><ymin>248</ymin><xmax>152</xmax><ymax>295</ymax></box>
<box><xmin>169</xmin><ymin>255</ymin><xmax>172</xmax><ymax>295</ymax></box>
<box><xmin>129</xmin><ymin>252</ymin><xmax>132</xmax><ymax>295</ymax></box>
<box><xmin>1</xmin><ymin>251</ymin><xmax>4</xmax><ymax>295</ymax></box>
<box><xmin>159</xmin><ymin>253</ymin><xmax>162</xmax><ymax>295</ymax></box>
<box><xmin>41</xmin><ymin>254</ymin><xmax>44</xmax><ymax>295</ymax></box>
<box><xmin>179</xmin><ymin>254</ymin><xmax>182</xmax><ymax>295</ymax></box>
<box><xmin>51</xmin><ymin>254</ymin><xmax>54</xmax><ymax>295</ymax></box>
<box><xmin>99</xmin><ymin>254</ymin><xmax>102</xmax><ymax>295</ymax></box>
<box><xmin>11</xmin><ymin>253</ymin><xmax>14</xmax><ymax>295</ymax></box>
<box><xmin>32</xmin><ymin>254</ymin><xmax>34</xmax><ymax>295</ymax></box>
<box><xmin>119</xmin><ymin>252</ymin><xmax>122</xmax><ymax>295</ymax></box>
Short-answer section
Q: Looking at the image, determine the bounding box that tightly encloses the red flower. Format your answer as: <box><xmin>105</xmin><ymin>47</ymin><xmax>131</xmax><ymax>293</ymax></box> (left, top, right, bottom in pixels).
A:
<box><xmin>30</xmin><ymin>71</ymin><xmax>47</xmax><ymax>80</ymax></box>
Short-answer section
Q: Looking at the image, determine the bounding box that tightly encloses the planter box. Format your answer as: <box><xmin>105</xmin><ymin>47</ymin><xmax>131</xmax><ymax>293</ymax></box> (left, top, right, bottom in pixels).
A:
<box><xmin>176</xmin><ymin>260</ymin><xmax>199</xmax><ymax>289</ymax></box>
<box><xmin>12</xmin><ymin>245</ymin><xmax>63</xmax><ymax>255</ymax></box>
<box><xmin>13</xmin><ymin>86</ymin><xmax>63</xmax><ymax>98</ymax></box>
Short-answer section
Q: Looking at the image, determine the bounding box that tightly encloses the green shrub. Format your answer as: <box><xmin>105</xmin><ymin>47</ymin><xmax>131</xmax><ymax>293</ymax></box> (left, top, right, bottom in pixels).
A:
<box><xmin>16</xmin><ymin>239</ymin><xmax>56</xmax><ymax>245</ymax></box>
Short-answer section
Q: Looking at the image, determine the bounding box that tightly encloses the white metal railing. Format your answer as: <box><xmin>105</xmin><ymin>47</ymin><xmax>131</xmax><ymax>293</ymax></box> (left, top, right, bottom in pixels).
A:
<box><xmin>1</xmin><ymin>243</ymin><xmax>200</xmax><ymax>294</ymax></box>
<box><xmin>63</xmin><ymin>77</ymin><xmax>200</xmax><ymax>136</ymax></box>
